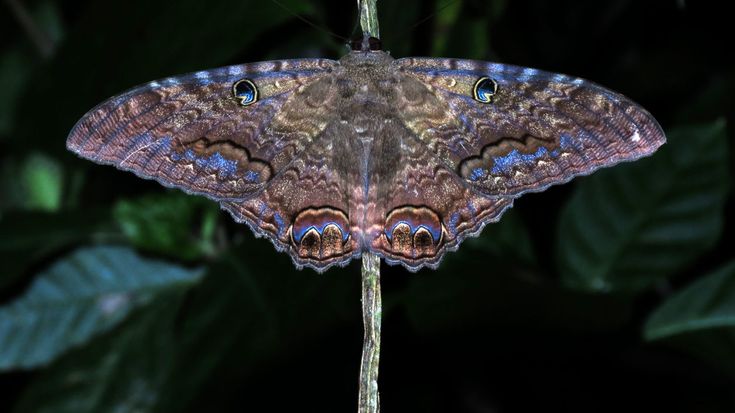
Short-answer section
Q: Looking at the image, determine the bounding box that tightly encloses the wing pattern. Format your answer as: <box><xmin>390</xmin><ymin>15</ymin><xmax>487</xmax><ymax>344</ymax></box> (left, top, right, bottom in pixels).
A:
<box><xmin>68</xmin><ymin>52</ymin><xmax>665</xmax><ymax>271</ymax></box>
<box><xmin>396</xmin><ymin>57</ymin><xmax>666</xmax><ymax>197</ymax></box>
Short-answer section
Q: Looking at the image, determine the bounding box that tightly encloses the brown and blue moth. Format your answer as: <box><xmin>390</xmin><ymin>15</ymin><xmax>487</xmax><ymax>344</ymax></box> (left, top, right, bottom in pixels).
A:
<box><xmin>67</xmin><ymin>36</ymin><xmax>665</xmax><ymax>271</ymax></box>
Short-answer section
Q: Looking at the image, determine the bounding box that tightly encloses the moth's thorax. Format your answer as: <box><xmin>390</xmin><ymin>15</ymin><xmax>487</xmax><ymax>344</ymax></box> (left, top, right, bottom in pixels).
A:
<box><xmin>338</xmin><ymin>50</ymin><xmax>394</xmax><ymax>67</ymax></box>
<box><xmin>335</xmin><ymin>51</ymin><xmax>399</xmax><ymax>118</ymax></box>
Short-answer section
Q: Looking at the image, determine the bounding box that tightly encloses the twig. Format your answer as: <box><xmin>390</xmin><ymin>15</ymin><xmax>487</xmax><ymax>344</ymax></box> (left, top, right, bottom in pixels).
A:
<box><xmin>359</xmin><ymin>252</ymin><xmax>381</xmax><ymax>413</ymax></box>
<box><xmin>358</xmin><ymin>0</ymin><xmax>380</xmax><ymax>39</ymax></box>
<box><xmin>357</xmin><ymin>2</ymin><xmax>381</xmax><ymax>411</ymax></box>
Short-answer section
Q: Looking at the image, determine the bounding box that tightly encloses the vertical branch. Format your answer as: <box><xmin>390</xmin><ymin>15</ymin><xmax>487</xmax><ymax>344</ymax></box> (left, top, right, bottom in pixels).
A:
<box><xmin>358</xmin><ymin>1</ymin><xmax>381</xmax><ymax>412</ymax></box>
<box><xmin>358</xmin><ymin>3</ymin><xmax>381</xmax><ymax>411</ymax></box>
<box><xmin>358</xmin><ymin>0</ymin><xmax>380</xmax><ymax>39</ymax></box>
<box><xmin>359</xmin><ymin>252</ymin><xmax>381</xmax><ymax>413</ymax></box>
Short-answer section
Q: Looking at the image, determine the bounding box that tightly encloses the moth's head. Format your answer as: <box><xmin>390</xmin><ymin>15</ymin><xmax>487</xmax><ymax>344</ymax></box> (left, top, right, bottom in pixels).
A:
<box><xmin>349</xmin><ymin>35</ymin><xmax>382</xmax><ymax>52</ymax></box>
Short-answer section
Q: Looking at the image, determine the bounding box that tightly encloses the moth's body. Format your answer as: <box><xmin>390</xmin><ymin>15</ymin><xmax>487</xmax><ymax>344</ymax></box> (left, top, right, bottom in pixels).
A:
<box><xmin>327</xmin><ymin>51</ymin><xmax>430</xmax><ymax>252</ymax></box>
<box><xmin>67</xmin><ymin>46</ymin><xmax>665</xmax><ymax>271</ymax></box>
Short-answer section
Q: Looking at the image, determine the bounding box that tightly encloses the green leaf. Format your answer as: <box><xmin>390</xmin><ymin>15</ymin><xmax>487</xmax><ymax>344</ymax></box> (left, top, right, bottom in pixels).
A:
<box><xmin>1</xmin><ymin>153</ymin><xmax>64</xmax><ymax>212</ymax></box>
<box><xmin>12</xmin><ymin>241</ymin><xmax>357</xmax><ymax>412</ymax></box>
<box><xmin>155</xmin><ymin>241</ymin><xmax>358</xmax><ymax>411</ymax></box>
<box><xmin>556</xmin><ymin>120</ymin><xmax>730</xmax><ymax>293</ymax></box>
<box><xmin>0</xmin><ymin>246</ymin><xmax>203</xmax><ymax>371</ymax></box>
<box><xmin>12</xmin><ymin>292</ymin><xmax>186</xmax><ymax>413</ymax></box>
<box><xmin>0</xmin><ymin>209</ymin><xmax>116</xmax><ymax>291</ymax></box>
<box><xmin>113</xmin><ymin>192</ymin><xmax>219</xmax><ymax>261</ymax></box>
<box><xmin>644</xmin><ymin>261</ymin><xmax>735</xmax><ymax>374</ymax></box>
<box><xmin>645</xmin><ymin>261</ymin><xmax>735</xmax><ymax>341</ymax></box>
<box><xmin>22</xmin><ymin>153</ymin><xmax>64</xmax><ymax>211</ymax></box>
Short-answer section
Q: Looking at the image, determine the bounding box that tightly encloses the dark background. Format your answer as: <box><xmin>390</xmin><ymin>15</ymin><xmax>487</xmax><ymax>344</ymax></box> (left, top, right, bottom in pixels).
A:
<box><xmin>1</xmin><ymin>0</ymin><xmax>734</xmax><ymax>411</ymax></box>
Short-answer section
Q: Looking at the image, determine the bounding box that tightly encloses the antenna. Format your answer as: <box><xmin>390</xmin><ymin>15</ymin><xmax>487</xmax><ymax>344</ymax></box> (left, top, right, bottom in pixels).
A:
<box><xmin>268</xmin><ymin>0</ymin><xmax>350</xmax><ymax>43</ymax></box>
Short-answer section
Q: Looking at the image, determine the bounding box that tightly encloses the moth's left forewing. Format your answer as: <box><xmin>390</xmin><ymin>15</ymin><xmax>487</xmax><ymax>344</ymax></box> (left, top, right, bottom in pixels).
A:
<box><xmin>395</xmin><ymin>57</ymin><xmax>666</xmax><ymax>197</ymax></box>
<box><xmin>66</xmin><ymin>59</ymin><xmax>337</xmax><ymax>201</ymax></box>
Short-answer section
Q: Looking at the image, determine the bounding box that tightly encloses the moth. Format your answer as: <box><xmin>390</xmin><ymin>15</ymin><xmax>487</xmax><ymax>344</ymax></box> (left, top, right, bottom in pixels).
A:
<box><xmin>67</xmin><ymin>36</ymin><xmax>665</xmax><ymax>271</ymax></box>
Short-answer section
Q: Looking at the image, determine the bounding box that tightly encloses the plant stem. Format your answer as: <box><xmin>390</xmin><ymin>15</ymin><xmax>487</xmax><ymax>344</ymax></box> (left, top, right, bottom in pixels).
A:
<box><xmin>358</xmin><ymin>0</ymin><xmax>380</xmax><ymax>39</ymax></box>
<box><xmin>359</xmin><ymin>252</ymin><xmax>381</xmax><ymax>413</ymax></box>
<box><xmin>358</xmin><ymin>2</ymin><xmax>381</xmax><ymax>412</ymax></box>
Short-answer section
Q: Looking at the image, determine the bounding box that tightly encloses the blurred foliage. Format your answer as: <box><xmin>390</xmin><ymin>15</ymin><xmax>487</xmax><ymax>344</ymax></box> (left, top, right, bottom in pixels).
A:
<box><xmin>1</xmin><ymin>152</ymin><xmax>64</xmax><ymax>212</ymax></box>
<box><xmin>0</xmin><ymin>0</ymin><xmax>733</xmax><ymax>412</ymax></box>
<box><xmin>644</xmin><ymin>260</ymin><xmax>735</xmax><ymax>374</ymax></box>
<box><xmin>0</xmin><ymin>246</ymin><xmax>203</xmax><ymax>371</ymax></box>
<box><xmin>558</xmin><ymin>120</ymin><xmax>730</xmax><ymax>293</ymax></box>
<box><xmin>113</xmin><ymin>192</ymin><xmax>219</xmax><ymax>261</ymax></box>
<box><xmin>646</xmin><ymin>260</ymin><xmax>735</xmax><ymax>341</ymax></box>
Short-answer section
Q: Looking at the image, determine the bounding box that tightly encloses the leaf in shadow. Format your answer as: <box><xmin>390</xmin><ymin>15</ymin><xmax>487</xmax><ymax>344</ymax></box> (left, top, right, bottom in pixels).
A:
<box><xmin>114</xmin><ymin>192</ymin><xmax>219</xmax><ymax>261</ymax></box>
<box><xmin>556</xmin><ymin>120</ymin><xmax>730</xmax><ymax>293</ymax></box>
<box><xmin>0</xmin><ymin>246</ymin><xmax>203</xmax><ymax>371</ymax></box>
<box><xmin>403</xmin><ymin>210</ymin><xmax>630</xmax><ymax>334</ymax></box>
<box><xmin>12</xmin><ymin>291</ymin><xmax>186</xmax><ymax>413</ymax></box>
<box><xmin>155</xmin><ymin>240</ymin><xmax>359</xmax><ymax>411</ymax></box>
<box><xmin>11</xmin><ymin>240</ymin><xmax>358</xmax><ymax>412</ymax></box>
<box><xmin>0</xmin><ymin>209</ymin><xmax>115</xmax><ymax>291</ymax></box>
<box><xmin>1</xmin><ymin>153</ymin><xmax>63</xmax><ymax>212</ymax></box>
<box><xmin>644</xmin><ymin>261</ymin><xmax>735</xmax><ymax>374</ymax></box>
<box><xmin>645</xmin><ymin>260</ymin><xmax>735</xmax><ymax>340</ymax></box>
